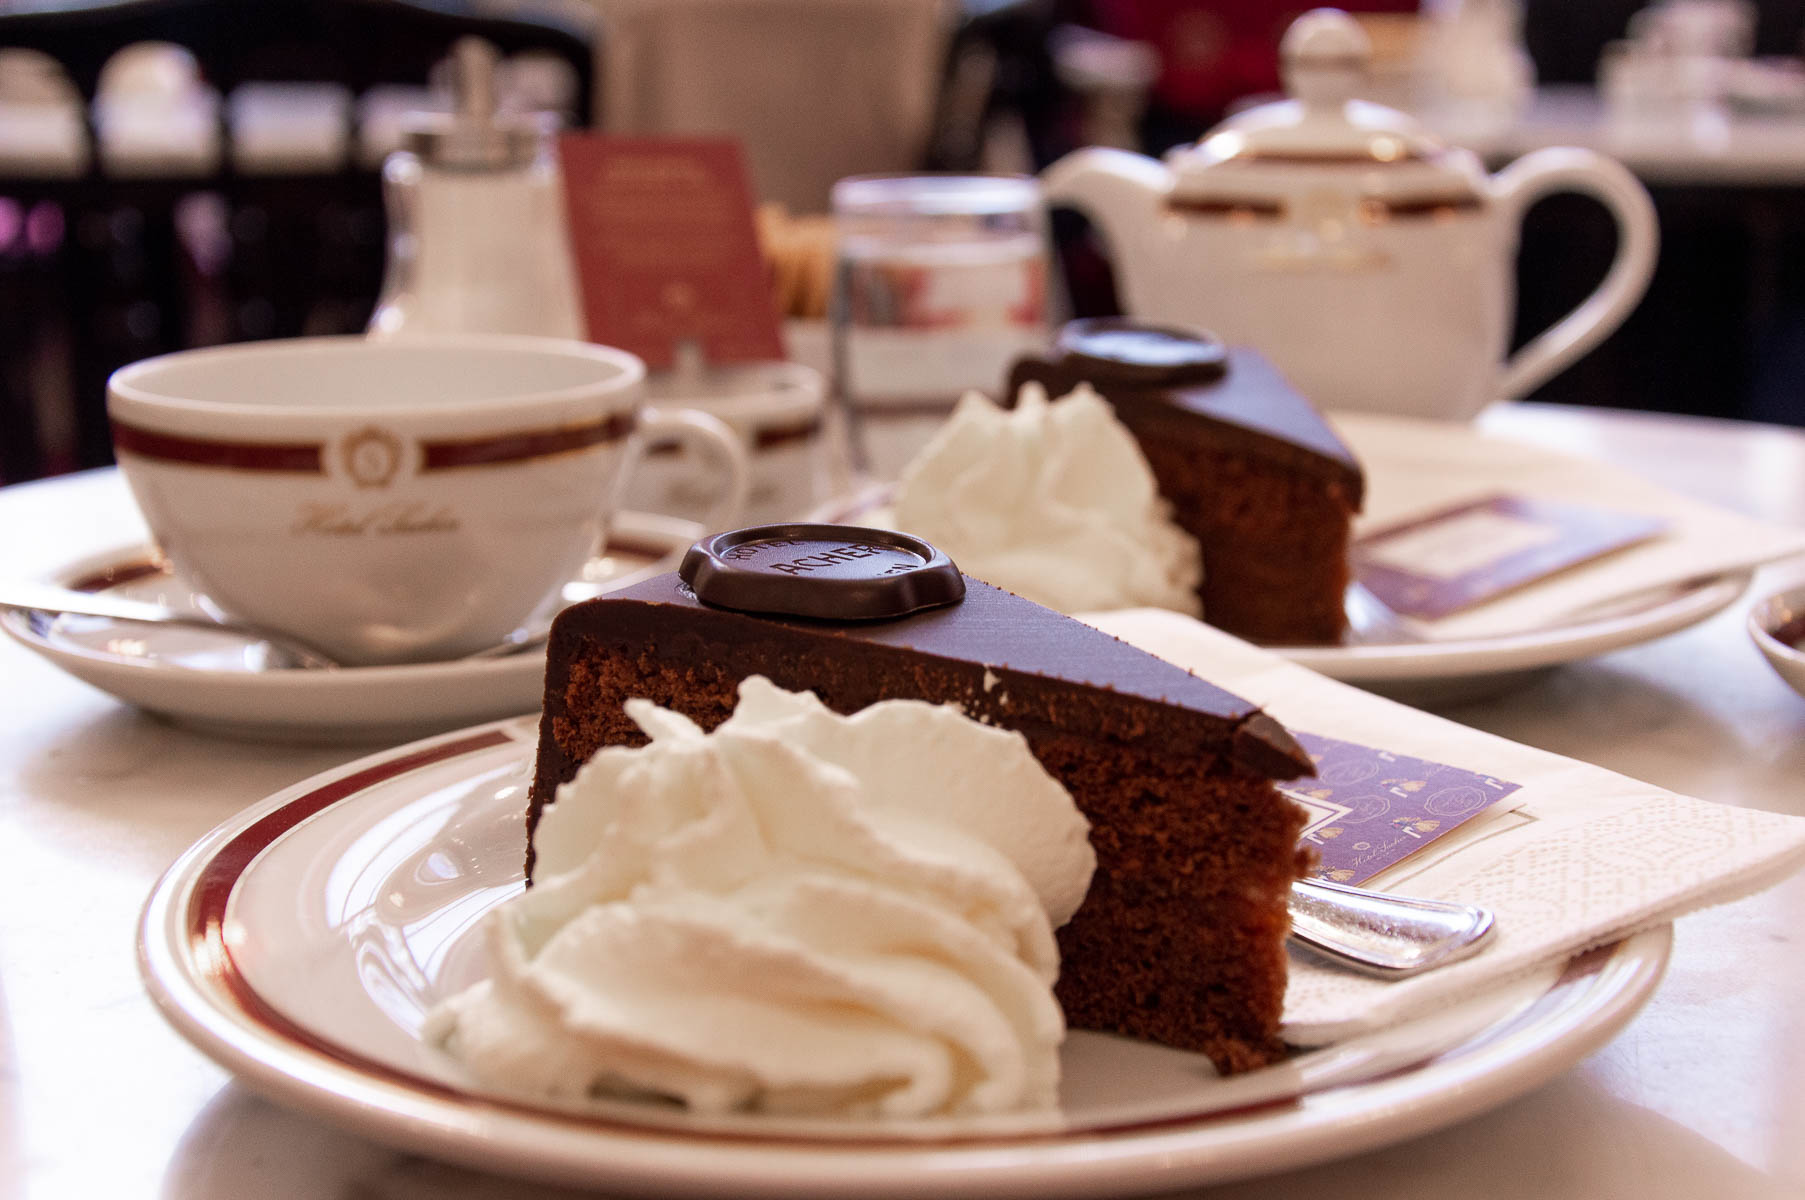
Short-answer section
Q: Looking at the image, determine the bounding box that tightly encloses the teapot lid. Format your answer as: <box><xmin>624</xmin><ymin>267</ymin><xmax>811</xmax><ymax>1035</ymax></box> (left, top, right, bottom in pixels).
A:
<box><xmin>1166</xmin><ymin>9</ymin><xmax>1486</xmax><ymax>210</ymax></box>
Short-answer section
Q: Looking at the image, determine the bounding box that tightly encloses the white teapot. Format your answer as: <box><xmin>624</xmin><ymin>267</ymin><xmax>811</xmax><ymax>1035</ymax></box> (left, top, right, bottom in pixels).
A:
<box><xmin>1041</xmin><ymin>8</ymin><xmax>1659</xmax><ymax>421</ymax></box>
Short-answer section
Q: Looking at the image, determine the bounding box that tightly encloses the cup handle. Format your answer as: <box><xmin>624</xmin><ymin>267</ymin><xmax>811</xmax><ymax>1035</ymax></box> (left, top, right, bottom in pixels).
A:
<box><xmin>615</xmin><ymin>406</ymin><xmax>752</xmax><ymax>536</ymax></box>
<box><xmin>1492</xmin><ymin>147</ymin><xmax>1659</xmax><ymax>403</ymax></box>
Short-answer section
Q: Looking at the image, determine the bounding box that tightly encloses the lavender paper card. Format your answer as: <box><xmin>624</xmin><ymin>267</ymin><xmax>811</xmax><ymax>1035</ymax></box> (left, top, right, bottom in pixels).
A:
<box><xmin>1284</xmin><ymin>733</ymin><xmax>1522</xmax><ymax>885</ymax></box>
<box><xmin>1353</xmin><ymin>493</ymin><xmax>1668</xmax><ymax>620</ymax></box>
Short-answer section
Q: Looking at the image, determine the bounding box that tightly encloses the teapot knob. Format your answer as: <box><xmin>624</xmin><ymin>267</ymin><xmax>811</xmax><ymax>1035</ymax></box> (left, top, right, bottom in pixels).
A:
<box><xmin>1280</xmin><ymin>8</ymin><xmax>1370</xmax><ymax>108</ymax></box>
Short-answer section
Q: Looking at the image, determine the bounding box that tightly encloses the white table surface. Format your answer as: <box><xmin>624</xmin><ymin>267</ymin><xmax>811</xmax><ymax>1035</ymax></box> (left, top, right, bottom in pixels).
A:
<box><xmin>4</xmin><ymin>400</ymin><xmax>1805</xmax><ymax>1199</ymax></box>
<box><xmin>1433</xmin><ymin>84</ymin><xmax>1805</xmax><ymax>186</ymax></box>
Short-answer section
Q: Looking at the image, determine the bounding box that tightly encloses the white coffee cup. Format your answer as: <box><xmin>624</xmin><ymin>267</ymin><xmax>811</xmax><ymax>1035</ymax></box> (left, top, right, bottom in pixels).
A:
<box><xmin>630</xmin><ymin>360</ymin><xmax>832</xmax><ymax>527</ymax></box>
<box><xmin>108</xmin><ymin>334</ymin><xmax>749</xmax><ymax>665</ymax></box>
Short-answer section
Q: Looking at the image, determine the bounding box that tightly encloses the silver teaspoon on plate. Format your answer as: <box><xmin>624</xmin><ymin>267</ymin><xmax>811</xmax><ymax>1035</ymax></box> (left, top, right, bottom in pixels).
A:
<box><xmin>0</xmin><ymin>580</ymin><xmax>346</xmax><ymax>670</ymax></box>
<box><xmin>0</xmin><ymin>554</ymin><xmax>686</xmax><ymax>671</ymax></box>
<box><xmin>1289</xmin><ymin>877</ymin><xmax>1496</xmax><ymax>977</ymax></box>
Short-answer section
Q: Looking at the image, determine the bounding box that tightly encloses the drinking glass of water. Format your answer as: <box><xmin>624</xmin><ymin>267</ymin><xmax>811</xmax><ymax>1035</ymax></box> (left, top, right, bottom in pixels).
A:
<box><xmin>829</xmin><ymin>174</ymin><xmax>1052</xmax><ymax>480</ymax></box>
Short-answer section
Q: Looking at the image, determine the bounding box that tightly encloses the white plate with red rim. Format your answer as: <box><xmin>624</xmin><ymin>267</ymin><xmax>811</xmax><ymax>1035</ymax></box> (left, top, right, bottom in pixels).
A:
<box><xmin>0</xmin><ymin>511</ymin><xmax>698</xmax><ymax>743</ymax></box>
<box><xmin>138</xmin><ymin>719</ymin><xmax>1672</xmax><ymax>1197</ymax></box>
<box><xmin>809</xmin><ymin>485</ymin><xmax>1751</xmax><ymax>705</ymax></box>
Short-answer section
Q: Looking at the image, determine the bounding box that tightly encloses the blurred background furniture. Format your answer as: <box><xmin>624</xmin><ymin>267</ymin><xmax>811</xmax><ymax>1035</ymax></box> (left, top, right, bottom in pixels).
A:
<box><xmin>13</xmin><ymin>1</ymin><xmax>1805</xmax><ymax>484</ymax></box>
<box><xmin>1038</xmin><ymin>0</ymin><xmax>1805</xmax><ymax>431</ymax></box>
<box><xmin>1452</xmin><ymin>1</ymin><xmax>1805</xmax><ymax>427</ymax></box>
<box><xmin>1448</xmin><ymin>82</ymin><xmax>1805</xmax><ymax>427</ymax></box>
<box><xmin>0</xmin><ymin>0</ymin><xmax>597</xmax><ymax>483</ymax></box>
<box><xmin>582</xmin><ymin>0</ymin><xmax>948</xmax><ymax>214</ymax></box>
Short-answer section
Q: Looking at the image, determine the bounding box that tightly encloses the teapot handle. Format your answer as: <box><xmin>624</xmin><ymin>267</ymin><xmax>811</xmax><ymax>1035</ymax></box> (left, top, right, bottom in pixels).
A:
<box><xmin>1492</xmin><ymin>147</ymin><xmax>1659</xmax><ymax>402</ymax></box>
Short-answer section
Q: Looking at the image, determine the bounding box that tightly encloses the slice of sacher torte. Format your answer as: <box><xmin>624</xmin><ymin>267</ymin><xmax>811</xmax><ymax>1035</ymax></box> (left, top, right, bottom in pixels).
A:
<box><xmin>528</xmin><ymin>526</ymin><xmax>1315</xmax><ymax>1074</ymax></box>
<box><xmin>1010</xmin><ymin>318</ymin><xmax>1364</xmax><ymax>646</ymax></box>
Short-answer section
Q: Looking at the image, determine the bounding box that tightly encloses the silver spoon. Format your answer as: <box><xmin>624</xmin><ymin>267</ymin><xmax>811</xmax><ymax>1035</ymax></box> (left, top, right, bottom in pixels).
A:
<box><xmin>1341</xmin><ymin>580</ymin><xmax>1428</xmax><ymax>645</ymax></box>
<box><xmin>1</xmin><ymin>580</ymin><xmax>346</xmax><ymax>670</ymax></box>
<box><xmin>1288</xmin><ymin>877</ymin><xmax>1496</xmax><ymax>977</ymax></box>
<box><xmin>1</xmin><ymin>552</ymin><xmax>691</xmax><ymax>671</ymax></box>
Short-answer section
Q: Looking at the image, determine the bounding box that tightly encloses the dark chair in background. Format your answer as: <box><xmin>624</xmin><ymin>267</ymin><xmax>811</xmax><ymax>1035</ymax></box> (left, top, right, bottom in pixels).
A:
<box><xmin>0</xmin><ymin>0</ymin><xmax>597</xmax><ymax>483</ymax></box>
<box><xmin>1513</xmin><ymin>0</ymin><xmax>1805</xmax><ymax>426</ymax></box>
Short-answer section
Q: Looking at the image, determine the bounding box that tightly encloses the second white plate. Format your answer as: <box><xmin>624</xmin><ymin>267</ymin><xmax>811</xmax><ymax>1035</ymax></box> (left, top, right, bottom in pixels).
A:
<box><xmin>810</xmin><ymin>484</ymin><xmax>1750</xmax><ymax>703</ymax></box>
<box><xmin>1273</xmin><ymin>569</ymin><xmax>1751</xmax><ymax>702</ymax></box>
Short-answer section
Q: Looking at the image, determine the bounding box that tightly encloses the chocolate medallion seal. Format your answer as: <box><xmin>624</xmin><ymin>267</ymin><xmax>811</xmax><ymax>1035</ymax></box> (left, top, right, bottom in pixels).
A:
<box><xmin>680</xmin><ymin>524</ymin><xmax>965</xmax><ymax>620</ymax></box>
<box><xmin>1055</xmin><ymin>316</ymin><xmax>1229</xmax><ymax>387</ymax></box>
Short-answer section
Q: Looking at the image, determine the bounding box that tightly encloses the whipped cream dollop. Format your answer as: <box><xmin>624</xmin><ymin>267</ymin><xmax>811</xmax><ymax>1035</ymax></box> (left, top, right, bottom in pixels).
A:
<box><xmin>892</xmin><ymin>384</ymin><xmax>1203</xmax><ymax>615</ymax></box>
<box><xmin>428</xmin><ymin>677</ymin><xmax>1096</xmax><ymax>1118</ymax></box>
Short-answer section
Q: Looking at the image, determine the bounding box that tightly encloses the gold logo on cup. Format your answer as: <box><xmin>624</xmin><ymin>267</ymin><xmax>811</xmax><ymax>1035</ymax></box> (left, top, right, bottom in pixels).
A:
<box><xmin>341</xmin><ymin>426</ymin><xmax>404</xmax><ymax>488</ymax></box>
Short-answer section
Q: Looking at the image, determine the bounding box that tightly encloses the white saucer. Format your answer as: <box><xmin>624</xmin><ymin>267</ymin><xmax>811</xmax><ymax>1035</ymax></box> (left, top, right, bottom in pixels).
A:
<box><xmin>139</xmin><ymin>720</ymin><xmax>1672</xmax><ymax>1196</ymax></box>
<box><xmin>0</xmin><ymin>512</ymin><xmax>698</xmax><ymax>743</ymax></box>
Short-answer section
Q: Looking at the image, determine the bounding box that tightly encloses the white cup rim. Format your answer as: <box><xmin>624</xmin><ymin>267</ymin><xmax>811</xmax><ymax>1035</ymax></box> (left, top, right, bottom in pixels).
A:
<box><xmin>108</xmin><ymin>333</ymin><xmax>646</xmax><ymax>425</ymax></box>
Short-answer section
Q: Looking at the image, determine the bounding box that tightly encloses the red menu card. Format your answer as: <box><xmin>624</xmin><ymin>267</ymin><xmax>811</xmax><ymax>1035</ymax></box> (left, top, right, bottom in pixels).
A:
<box><xmin>559</xmin><ymin>135</ymin><xmax>786</xmax><ymax>368</ymax></box>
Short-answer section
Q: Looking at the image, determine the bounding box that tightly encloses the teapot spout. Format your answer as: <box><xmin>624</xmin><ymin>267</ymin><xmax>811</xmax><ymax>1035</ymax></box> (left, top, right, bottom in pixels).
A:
<box><xmin>1040</xmin><ymin>146</ymin><xmax>1169</xmax><ymax>267</ymax></box>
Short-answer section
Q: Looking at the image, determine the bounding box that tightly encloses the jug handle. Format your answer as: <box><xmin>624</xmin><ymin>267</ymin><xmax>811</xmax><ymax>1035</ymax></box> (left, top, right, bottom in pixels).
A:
<box><xmin>1492</xmin><ymin>147</ymin><xmax>1659</xmax><ymax>403</ymax></box>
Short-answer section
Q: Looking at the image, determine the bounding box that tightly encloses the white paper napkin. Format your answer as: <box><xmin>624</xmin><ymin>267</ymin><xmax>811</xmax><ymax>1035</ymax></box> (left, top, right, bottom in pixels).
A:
<box><xmin>1333</xmin><ymin>412</ymin><xmax>1805</xmax><ymax>640</ymax></box>
<box><xmin>1080</xmin><ymin>607</ymin><xmax>1805</xmax><ymax>1046</ymax></box>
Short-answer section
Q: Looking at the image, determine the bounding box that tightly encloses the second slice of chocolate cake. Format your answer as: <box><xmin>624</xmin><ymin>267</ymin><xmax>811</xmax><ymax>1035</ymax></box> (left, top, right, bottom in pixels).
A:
<box><xmin>1010</xmin><ymin>318</ymin><xmax>1365</xmax><ymax>645</ymax></box>
<box><xmin>528</xmin><ymin>526</ymin><xmax>1315</xmax><ymax>1074</ymax></box>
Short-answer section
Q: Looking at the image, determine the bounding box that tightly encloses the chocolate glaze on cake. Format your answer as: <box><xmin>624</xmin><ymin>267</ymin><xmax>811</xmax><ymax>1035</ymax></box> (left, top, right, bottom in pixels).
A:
<box><xmin>1038</xmin><ymin>319</ymin><xmax>1362</xmax><ymax>496</ymax></box>
<box><xmin>529</xmin><ymin>544</ymin><xmax>1315</xmax><ymax>1074</ymax></box>
<box><xmin>530</xmin><ymin>570</ymin><xmax>1311</xmax><ymax>812</ymax></box>
<box><xmin>679</xmin><ymin>523</ymin><xmax>967</xmax><ymax>620</ymax></box>
<box><xmin>1010</xmin><ymin>318</ymin><xmax>1364</xmax><ymax>645</ymax></box>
